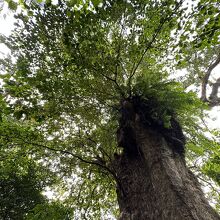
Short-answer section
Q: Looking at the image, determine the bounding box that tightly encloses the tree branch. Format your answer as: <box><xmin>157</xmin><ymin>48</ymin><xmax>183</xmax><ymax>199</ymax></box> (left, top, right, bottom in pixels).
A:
<box><xmin>127</xmin><ymin>0</ymin><xmax>184</xmax><ymax>96</ymax></box>
<box><xmin>21</xmin><ymin>140</ymin><xmax>120</xmax><ymax>184</ymax></box>
<box><xmin>208</xmin><ymin>77</ymin><xmax>220</xmax><ymax>107</ymax></box>
<box><xmin>201</xmin><ymin>53</ymin><xmax>220</xmax><ymax>105</ymax></box>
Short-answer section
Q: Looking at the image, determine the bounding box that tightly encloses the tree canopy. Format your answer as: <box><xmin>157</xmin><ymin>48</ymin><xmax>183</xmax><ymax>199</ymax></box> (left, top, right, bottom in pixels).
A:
<box><xmin>0</xmin><ymin>0</ymin><xmax>220</xmax><ymax>219</ymax></box>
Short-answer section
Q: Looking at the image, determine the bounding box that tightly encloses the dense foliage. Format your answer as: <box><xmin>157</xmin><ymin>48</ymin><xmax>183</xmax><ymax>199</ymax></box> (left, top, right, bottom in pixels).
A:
<box><xmin>0</xmin><ymin>0</ymin><xmax>220</xmax><ymax>219</ymax></box>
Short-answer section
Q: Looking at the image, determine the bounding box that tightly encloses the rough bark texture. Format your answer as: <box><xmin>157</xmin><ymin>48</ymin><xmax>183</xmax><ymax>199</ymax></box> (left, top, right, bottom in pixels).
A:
<box><xmin>112</xmin><ymin>99</ymin><xmax>220</xmax><ymax>220</ymax></box>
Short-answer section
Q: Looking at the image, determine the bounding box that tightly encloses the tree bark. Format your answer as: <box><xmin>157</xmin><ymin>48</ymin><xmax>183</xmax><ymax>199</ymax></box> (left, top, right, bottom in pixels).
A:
<box><xmin>200</xmin><ymin>53</ymin><xmax>220</xmax><ymax>106</ymax></box>
<box><xmin>112</xmin><ymin>101</ymin><xmax>220</xmax><ymax>220</ymax></box>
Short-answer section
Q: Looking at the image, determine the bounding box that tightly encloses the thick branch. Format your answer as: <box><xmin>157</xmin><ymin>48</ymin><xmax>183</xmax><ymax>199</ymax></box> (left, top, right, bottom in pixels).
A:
<box><xmin>208</xmin><ymin>77</ymin><xmax>220</xmax><ymax>107</ymax></box>
<box><xmin>201</xmin><ymin>53</ymin><xmax>220</xmax><ymax>104</ymax></box>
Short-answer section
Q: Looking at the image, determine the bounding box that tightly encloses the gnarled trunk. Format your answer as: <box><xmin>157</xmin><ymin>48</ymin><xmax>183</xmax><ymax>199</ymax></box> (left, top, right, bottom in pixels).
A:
<box><xmin>112</xmin><ymin>99</ymin><xmax>220</xmax><ymax>220</ymax></box>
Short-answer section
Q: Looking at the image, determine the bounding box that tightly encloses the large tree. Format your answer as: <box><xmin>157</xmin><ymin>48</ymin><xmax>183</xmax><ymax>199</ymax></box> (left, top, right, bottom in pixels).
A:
<box><xmin>1</xmin><ymin>0</ymin><xmax>220</xmax><ymax>219</ymax></box>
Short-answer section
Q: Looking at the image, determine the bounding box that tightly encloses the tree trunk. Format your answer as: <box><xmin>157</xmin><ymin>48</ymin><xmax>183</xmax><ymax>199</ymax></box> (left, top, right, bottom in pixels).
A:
<box><xmin>112</xmin><ymin>100</ymin><xmax>220</xmax><ymax>220</ymax></box>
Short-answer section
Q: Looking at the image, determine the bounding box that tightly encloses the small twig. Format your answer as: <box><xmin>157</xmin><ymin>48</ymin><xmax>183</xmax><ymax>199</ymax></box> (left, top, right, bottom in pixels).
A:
<box><xmin>197</xmin><ymin>174</ymin><xmax>220</xmax><ymax>195</ymax></box>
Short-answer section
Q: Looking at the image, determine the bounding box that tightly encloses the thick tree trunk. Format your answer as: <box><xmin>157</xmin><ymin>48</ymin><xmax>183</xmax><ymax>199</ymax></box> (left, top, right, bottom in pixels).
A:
<box><xmin>112</xmin><ymin>100</ymin><xmax>220</xmax><ymax>220</ymax></box>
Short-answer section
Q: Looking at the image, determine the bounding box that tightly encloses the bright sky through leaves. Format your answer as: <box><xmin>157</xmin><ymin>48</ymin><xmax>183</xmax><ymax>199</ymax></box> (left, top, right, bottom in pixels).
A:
<box><xmin>0</xmin><ymin>4</ymin><xmax>219</xmax><ymax>131</ymax></box>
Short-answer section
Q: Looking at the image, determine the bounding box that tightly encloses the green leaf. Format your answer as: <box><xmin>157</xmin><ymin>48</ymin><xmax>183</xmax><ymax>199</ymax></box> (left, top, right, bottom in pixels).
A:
<box><xmin>7</xmin><ymin>0</ymin><xmax>18</xmax><ymax>10</ymax></box>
